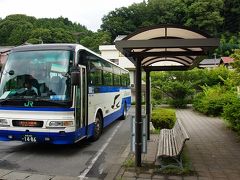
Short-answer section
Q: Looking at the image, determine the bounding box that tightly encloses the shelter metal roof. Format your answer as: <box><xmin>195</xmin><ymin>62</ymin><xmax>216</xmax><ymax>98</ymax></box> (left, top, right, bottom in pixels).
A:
<box><xmin>115</xmin><ymin>25</ymin><xmax>220</xmax><ymax>71</ymax></box>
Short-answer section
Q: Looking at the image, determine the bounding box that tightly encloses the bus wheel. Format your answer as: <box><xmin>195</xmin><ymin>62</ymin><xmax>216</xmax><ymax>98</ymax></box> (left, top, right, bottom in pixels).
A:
<box><xmin>91</xmin><ymin>112</ymin><xmax>103</xmax><ymax>141</ymax></box>
<box><xmin>120</xmin><ymin>103</ymin><xmax>127</xmax><ymax>120</ymax></box>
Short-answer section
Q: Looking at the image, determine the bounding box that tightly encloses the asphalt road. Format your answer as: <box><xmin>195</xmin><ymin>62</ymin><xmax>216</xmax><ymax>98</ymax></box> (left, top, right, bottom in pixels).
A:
<box><xmin>0</xmin><ymin>111</ymin><xmax>133</xmax><ymax>179</ymax></box>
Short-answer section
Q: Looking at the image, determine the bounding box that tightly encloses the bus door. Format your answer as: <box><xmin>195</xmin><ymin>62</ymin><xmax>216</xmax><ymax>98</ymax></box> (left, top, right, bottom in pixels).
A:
<box><xmin>75</xmin><ymin>65</ymin><xmax>87</xmax><ymax>138</ymax></box>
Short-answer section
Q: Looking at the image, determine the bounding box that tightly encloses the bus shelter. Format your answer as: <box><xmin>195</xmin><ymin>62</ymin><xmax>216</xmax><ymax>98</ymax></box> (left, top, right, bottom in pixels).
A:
<box><xmin>115</xmin><ymin>25</ymin><xmax>219</xmax><ymax>167</ymax></box>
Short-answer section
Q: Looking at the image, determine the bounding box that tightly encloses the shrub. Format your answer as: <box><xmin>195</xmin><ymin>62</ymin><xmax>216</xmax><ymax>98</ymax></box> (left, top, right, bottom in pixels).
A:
<box><xmin>151</xmin><ymin>108</ymin><xmax>176</xmax><ymax>129</ymax></box>
<box><xmin>223</xmin><ymin>95</ymin><xmax>240</xmax><ymax>133</ymax></box>
<box><xmin>193</xmin><ymin>85</ymin><xmax>234</xmax><ymax>116</ymax></box>
<box><xmin>164</xmin><ymin>81</ymin><xmax>195</xmax><ymax>108</ymax></box>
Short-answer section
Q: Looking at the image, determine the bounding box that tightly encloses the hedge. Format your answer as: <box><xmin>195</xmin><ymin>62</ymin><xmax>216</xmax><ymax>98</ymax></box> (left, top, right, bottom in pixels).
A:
<box><xmin>151</xmin><ymin>108</ymin><xmax>176</xmax><ymax>129</ymax></box>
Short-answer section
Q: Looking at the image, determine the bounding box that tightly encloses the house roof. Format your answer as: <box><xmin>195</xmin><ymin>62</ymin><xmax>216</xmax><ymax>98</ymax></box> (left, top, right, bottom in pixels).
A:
<box><xmin>199</xmin><ymin>58</ymin><xmax>221</xmax><ymax>65</ymax></box>
<box><xmin>221</xmin><ymin>57</ymin><xmax>234</xmax><ymax>64</ymax></box>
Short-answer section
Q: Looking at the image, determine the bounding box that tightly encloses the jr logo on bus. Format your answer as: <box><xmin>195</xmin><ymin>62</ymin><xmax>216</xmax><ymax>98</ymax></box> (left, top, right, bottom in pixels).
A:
<box><xmin>111</xmin><ymin>94</ymin><xmax>120</xmax><ymax>109</ymax></box>
<box><xmin>24</xmin><ymin>101</ymin><xmax>33</xmax><ymax>107</ymax></box>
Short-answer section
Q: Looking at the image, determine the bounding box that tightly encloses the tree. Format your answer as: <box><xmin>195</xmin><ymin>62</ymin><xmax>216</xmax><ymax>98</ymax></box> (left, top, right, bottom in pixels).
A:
<box><xmin>101</xmin><ymin>0</ymin><xmax>227</xmax><ymax>41</ymax></box>
<box><xmin>230</xmin><ymin>49</ymin><xmax>240</xmax><ymax>85</ymax></box>
<box><xmin>0</xmin><ymin>14</ymin><xmax>35</xmax><ymax>45</ymax></box>
<box><xmin>183</xmin><ymin>0</ymin><xmax>224</xmax><ymax>35</ymax></box>
<box><xmin>0</xmin><ymin>14</ymin><xmax>102</xmax><ymax>52</ymax></box>
<box><xmin>222</xmin><ymin>0</ymin><xmax>240</xmax><ymax>33</ymax></box>
<box><xmin>28</xmin><ymin>28</ymin><xmax>52</xmax><ymax>43</ymax></box>
<box><xmin>101</xmin><ymin>2</ymin><xmax>148</xmax><ymax>41</ymax></box>
<box><xmin>80</xmin><ymin>31</ymin><xmax>111</xmax><ymax>52</ymax></box>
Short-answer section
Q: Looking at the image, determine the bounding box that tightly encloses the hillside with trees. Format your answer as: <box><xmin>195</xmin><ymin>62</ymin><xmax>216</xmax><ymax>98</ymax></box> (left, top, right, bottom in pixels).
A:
<box><xmin>0</xmin><ymin>0</ymin><xmax>239</xmax><ymax>54</ymax></box>
<box><xmin>0</xmin><ymin>14</ymin><xmax>111</xmax><ymax>52</ymax></box>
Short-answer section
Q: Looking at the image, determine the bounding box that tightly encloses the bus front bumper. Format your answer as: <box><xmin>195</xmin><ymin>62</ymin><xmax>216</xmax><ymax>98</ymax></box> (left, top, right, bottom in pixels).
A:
<box><xmin>0</xmin><ymin>130</ymin><xmax>76</xmax><ymax>144</ymax></box>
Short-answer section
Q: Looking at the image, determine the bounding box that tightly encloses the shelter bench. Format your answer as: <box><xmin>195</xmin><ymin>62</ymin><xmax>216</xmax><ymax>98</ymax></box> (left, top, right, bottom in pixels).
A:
<box><xmin>156</xmin><ymin>119</ymin><xmax>190</xmax><ymax>169</ymax></box>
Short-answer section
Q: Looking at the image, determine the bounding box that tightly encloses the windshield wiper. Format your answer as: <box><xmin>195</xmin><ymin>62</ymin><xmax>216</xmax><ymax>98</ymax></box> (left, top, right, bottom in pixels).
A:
<box><xmin>34</xmin><ymin>98</ymin><xmax>70</xmax><ymax>106</ymax></box>
<box><xmin>0</xmin><ymin>97</ymin><xmax>26</xmax><ymax>102</ymax></box>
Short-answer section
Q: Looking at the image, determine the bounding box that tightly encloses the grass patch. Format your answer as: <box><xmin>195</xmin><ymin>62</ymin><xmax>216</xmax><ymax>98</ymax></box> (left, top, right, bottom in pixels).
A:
<box><xmin>122</xmin><ymin>148</ymin><xmax>195</xmax><ymax>177</ymax></box>
<box><xmin>150</xmin><ymin>128</ymin><xmax>160</xmax><ymax>134</ymax></box>
<box><xmin>122</xmin><ymin>154</ymin><xmax>135</xmax><ymax>168</ymax></box>
<box><xmin>154</xmin><ymin>148</ymin><xmax>196</xmax><ymax>175</ymax></box>
<box><xmin>122</xmin><ymin>154</ymin><xmax>155</xmax><ymax>173</ymax></box>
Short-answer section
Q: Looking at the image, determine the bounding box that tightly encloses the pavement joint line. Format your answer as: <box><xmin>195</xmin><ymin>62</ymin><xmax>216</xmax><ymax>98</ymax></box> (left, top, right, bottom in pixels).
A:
<box><xmin>0</xmin><ymin>151</ymin><xmax>17</xmax><ymax>162</ymax></box>
<box><xmin>78</xmin><ymin>121</ymin><xmax>124</xmax><ymax>180</ymax></box>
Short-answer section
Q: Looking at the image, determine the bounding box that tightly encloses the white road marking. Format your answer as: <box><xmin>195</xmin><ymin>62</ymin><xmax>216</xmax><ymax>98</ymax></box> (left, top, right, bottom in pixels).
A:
<box><xmin>78</xmin><ymin>121</ymin><xmax>123</xmax><ymax>180</ymax></box>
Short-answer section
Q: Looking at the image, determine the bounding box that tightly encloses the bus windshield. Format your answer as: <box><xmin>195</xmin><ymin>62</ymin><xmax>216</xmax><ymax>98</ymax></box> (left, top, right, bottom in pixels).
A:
<box><xmin>0</xmin><ymin>50</ymin><xmax>73</xmax><ymax>106</ymax></box>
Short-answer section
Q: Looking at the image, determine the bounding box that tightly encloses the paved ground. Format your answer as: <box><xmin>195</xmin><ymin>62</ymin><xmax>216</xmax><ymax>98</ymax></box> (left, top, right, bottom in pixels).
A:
<box><xmin>178</xmin><ymin>109</ymin><xmax>240</xmax><ymax>180</ymax></box>
<box><xmin>0</xmin><ymin>115</ymin><xmax>131</xmax><ymax>179</ymax></box>
<box><xmin>118</xmin><ymin>108</ymin><xmax>240</xmax><ymax>180</ymax></box>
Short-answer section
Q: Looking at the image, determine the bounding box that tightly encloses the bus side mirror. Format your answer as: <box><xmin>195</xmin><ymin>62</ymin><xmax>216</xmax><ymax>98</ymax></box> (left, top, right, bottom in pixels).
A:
<box><xmin>71</xmin><ymin>71</ymin><xmax>80</xmax><ymax>86</ymax></box>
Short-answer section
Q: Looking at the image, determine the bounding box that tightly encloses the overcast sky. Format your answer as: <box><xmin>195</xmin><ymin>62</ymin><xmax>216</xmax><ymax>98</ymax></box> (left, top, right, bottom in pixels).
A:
<box><xmin>0</xmin><ymin>0</ymin><xmax>143</xmax><ymax>32</ymax></box>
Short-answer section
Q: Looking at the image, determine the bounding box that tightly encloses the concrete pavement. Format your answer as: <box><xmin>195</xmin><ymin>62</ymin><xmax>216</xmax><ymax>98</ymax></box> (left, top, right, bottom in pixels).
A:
<box><xmin>117</xmin><ymin>108</ymin><xmax>240</xmax><ymax>180</ymax></box>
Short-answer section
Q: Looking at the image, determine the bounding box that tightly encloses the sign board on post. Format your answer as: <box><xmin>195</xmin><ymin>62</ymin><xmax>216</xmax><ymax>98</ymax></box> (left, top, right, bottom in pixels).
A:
<box><xmin>131</xmin><ymin>115</ymin><xmax>147</xmax><ymax>153</ymax></box>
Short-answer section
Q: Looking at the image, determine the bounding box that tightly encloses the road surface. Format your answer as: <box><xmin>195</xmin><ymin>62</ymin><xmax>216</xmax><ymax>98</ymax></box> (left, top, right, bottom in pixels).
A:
<box><xmin>0</xmin><ymin>110</ymin><xmax>133</xmax><ymax>179</ymax></box>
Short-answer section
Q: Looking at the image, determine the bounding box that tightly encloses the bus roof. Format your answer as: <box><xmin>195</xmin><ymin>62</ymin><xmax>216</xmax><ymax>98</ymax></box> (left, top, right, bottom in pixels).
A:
<box><xmin>10</xmin><ymin>44</ymin><xmax>129</xmax><ymax>73</ymax></box>
<box><xmin>11</xmin><ymin>44</ymin><xmax>79</xmax><ymax>52</ymax></box>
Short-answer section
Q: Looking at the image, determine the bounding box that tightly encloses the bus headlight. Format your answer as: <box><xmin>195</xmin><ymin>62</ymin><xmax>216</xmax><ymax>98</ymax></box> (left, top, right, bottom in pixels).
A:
<box><xmin>47</xmin><ymin>121</ymin><xmax>74</xmax><ymax>127</ymax></box>
<box><xmin>0</xmin><ymin>119</ymin><xmax>10</xmax><ymax>126</ymax></box>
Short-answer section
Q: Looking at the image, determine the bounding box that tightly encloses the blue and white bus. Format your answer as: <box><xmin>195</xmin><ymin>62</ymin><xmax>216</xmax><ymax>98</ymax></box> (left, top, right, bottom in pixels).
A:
<box><xmin>0</xmin><ymin>44</ymin><xmax>131</xmax><ymax>144</ymax></box>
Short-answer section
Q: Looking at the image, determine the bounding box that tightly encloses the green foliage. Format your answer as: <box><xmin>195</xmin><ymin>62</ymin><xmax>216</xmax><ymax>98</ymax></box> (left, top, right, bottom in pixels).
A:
<box><xmin>215</xmin><ymin>33</ymin><xmax>240</xmax><ymax>56</ymax></box>
<box><xmin>0</xmin><ymin>14</ymin><xmax>111</xmax><ymax>52</ymax></box>
<box><xmin>231</xmin><ymin>49</ymin><xmax>240</xmax><ymax>72</ymax></box>
<box><xmin>101</xmin><ymin>2</ymin><xmax>149</xmax><ymax>41</ymax></box>
<box><xmin>164</xmin><ymin>81</ymin><xmax>194</xmax><ymax>108</ymax></box>
<box><xmin>221</xmin><ymin>0</ymin><xmax>240</xmax><ymax>34</ymax></box>
<box><xmin>123</xmin><ymin>155</ymin><xmax>135</xmax><ymax>168</ymax></box>
<box><xmin>101</xmin><ymin>0</ymin><xmax>231</xmax><ymax>41</ymax></box>
<box><xmin>151</xmin><ymin>87</ymin><xmax>162</xmax><ymax>106</ymax></box>
<box><xmin>80</xmin><ymin>31</ymin><xmax>111</xmax><ymax>52</ymax></box>
<box><xmin>222</xmin><ymin>95</ymin><xmax>240</xmax><ymax>133</ymax></box>
<box><xmin>193</xmin><ymin>85</ymin><xmax>235</xmax><ymax>116</ymax></box>
<box><xmin>184</xmin><ymin>0</ymin><xmax>224</xmax><ymax>35</ymax></box>
<box><xmin>151</xmin><ymin>108</ymin><xmax>176</xmax><ymax>129</ymax></box>
<box><xmin>204</xmin><ymin>65</ymin><xmax>231</xmax><ymax>86</ymax></box>
<box><xmin>150</xmin><ymin>71</ymin><xmax>197</xmax><ymax>108</ymax></box>
<box><xmin>157</xmin><ymin>148</ymin><xmax>195</xmax><ymax>175</ymax></box>
<box><xmin>150</xmin><ymin>67</ymin><xmax>233</xmax><ymax>108</ymax></box>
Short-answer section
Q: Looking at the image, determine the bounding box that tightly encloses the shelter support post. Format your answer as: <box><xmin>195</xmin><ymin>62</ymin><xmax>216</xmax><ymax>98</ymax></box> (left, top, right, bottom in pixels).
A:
<box><xmin>135</xmin><ymin>58</ymin><xmax>142</xmax><ymax>167</ymax></box>
<box><xmin>145</xmin><ymin>71</ymin><xmax>151</xmax><ymax>140</ymax></box>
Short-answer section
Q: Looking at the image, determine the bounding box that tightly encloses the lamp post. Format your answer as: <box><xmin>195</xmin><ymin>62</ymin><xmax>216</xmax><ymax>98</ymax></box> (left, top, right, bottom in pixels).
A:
<box><xmin>214</xmin><ymin>53</ymin><xmax>217</xmax><ymax>66</ymax></box>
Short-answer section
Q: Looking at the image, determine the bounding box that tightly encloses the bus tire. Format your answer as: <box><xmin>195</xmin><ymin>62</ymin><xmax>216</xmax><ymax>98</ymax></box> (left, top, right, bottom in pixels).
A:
<box><xmin>91</xmin><ymin>112</ymin><xmax>103</xmax><ymax>141</ymax></box>
<box><xmin>120</xmin><ymin>103</ymin><xmax>127</xmax><ymax>120</ymax></box>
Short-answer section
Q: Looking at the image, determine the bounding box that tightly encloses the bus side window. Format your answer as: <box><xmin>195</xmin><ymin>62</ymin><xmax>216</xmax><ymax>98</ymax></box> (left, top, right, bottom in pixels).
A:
<box><xmin>102</xmin><ymin>61</ymin><xmax>113</xmax><ymax>86</ymax></box>
<box><xmin>113</xmin><ymin>66</ymin><xmax>121</xmax><ymax>86</ymax></box>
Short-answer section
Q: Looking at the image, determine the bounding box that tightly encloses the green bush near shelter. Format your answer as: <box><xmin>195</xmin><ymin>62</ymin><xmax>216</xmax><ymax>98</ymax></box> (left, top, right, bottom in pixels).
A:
<box><xmin>222</xmin><ymin>96</ymin><xmax>240</xmax><ymax>133</ymax></box>
<box><xmin>151</xmin><ymin>108</ymin><xmax>176</xmax><ymax>129</ymax></box>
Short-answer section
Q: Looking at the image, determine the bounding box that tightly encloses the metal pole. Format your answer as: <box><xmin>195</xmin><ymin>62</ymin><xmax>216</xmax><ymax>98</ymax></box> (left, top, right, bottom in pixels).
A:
<box><xmin>135</xmin><ymin>59</ymin><xmax>142</xmax><ymax>167</ymax></box>
<box><xmin>146</xmin><ymin>71</ymin><xmax>150</xmax><ymax>140</ymax></box>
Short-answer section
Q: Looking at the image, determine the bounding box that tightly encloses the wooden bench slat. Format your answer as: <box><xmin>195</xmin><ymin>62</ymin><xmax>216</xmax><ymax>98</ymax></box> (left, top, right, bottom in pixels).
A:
<box><xmin>168</xmin><ymin>130</ymin><xmax>173</xmax><ymax>156</ymax></box>
<box><xmin>157</xmin><ymin>119</ymin><xmax>189</xmax><ymax>158</ymax></box>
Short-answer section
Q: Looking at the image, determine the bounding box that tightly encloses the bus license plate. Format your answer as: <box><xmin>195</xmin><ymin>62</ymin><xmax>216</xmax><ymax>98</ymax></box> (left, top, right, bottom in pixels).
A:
<box><xmin>22</xmin><ymin>135</ymin><xmax>37</xmax><ymax>142</ymax></box>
